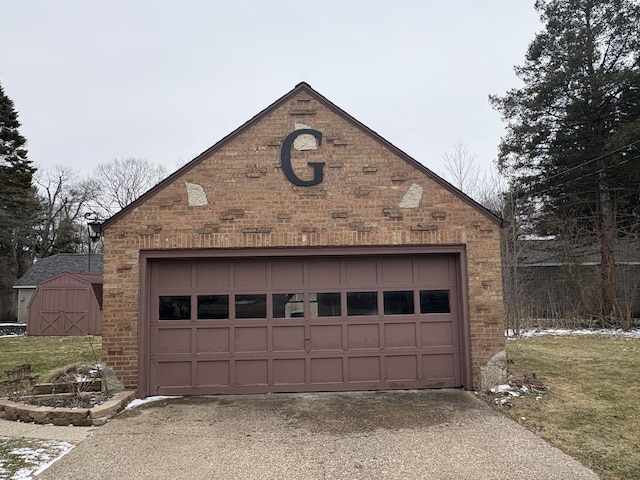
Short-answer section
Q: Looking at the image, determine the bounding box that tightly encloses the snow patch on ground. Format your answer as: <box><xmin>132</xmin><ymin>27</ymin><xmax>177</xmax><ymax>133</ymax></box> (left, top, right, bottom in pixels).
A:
<box><xmin>125</xmin><ymin>396</ymin><xmax>181</xmax><ymax>410</ymax></box>
<box><xmin>0</xmin><ymin>437</ymin><xmax>73</xmax><ymax>480</ymax></box>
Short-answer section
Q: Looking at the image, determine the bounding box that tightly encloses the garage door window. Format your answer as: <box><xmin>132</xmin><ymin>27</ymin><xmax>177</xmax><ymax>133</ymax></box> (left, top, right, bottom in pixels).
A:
<box><xmin>235</xmin><ymin>294</ymin><xmax>267</xmax><ymax>319</ymax></box>
<box><xmin>159</xmin><ymin>296</ymin><xmax>191</xmax><ymax>320</ymax></box>
<box><xmin>197</xmin><ymin>295</ymin><xmax>229</xmax><ymax>319</ymax></box>
<box><xmin>311</xmin><ymin>293</ymin><xmax>341</xmax><ymax>317</ymax></box>
<box><xmin>420</xmin><ymin>290</ymin><xmax>450</xmax><ymax>313</ymax></box>
<box><xmin>383</xmin><ymin>291</ymin><xmax>414</xmax><ymax>315</ymax></box>
<box><xmin>347</xmin><ymin>292</ymin><xmax>378</xmax><ymax>316</ymax></box>
<box><xmin>273</xmin><ymin>293</ymin><xmax>304</xmax><ymax>318</ymax></box>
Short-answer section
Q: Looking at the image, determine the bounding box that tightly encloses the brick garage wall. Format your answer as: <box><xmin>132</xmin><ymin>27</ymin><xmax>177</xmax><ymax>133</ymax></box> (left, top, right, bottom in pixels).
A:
<box><xmin>102</xmin><ymin>87</ymin><xmax>504</xmax><ymax>391</ymax></box>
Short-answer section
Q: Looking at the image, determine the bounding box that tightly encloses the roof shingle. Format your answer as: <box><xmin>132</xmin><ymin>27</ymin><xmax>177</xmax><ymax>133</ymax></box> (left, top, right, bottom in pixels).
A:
<box><xmin>13</xmin><ymin>253</ymin><xmax>103</xmax><ymax>287</ymax></box>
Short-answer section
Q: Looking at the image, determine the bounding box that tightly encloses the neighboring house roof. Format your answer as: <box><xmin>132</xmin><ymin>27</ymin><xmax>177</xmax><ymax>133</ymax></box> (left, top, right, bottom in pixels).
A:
<box><xmin>519</xmin><ymin>239</ymin><xmax>640</xmax><ymax>266</ymax></box>
<box><xmin>102</xmin><ymin>82</ymin><xmax>505</xmax><ymax>231</ymax></box>
<box><xmin>13</xmin><ymin>253</ymin><xmax>103</xmax><ymax>287</ymax></box>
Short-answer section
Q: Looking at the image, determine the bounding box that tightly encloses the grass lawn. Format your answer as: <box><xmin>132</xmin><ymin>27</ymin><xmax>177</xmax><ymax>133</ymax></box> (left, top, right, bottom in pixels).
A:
<box><xmin>499</xmin><ymin>334</ymin><xmax>640</xmax><ymax>480</ymax></box>
<box><xmin>0</xmin><ymin>335</ymin><xmax>102</xmax><ymax>396</ymax></box>
<box><xmin>2</xmin><ymin>334</ymin><xmax>638</xmax><ymax>479</ymax></box>
<box><xmin>0</xmin><ymin>336</ymin><xmax>102</xmax><ymax>477</ymax></box>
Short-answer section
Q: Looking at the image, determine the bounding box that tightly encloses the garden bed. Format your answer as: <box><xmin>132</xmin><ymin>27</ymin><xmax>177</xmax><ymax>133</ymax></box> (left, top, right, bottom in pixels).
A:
<box><xmin>19</xmin><ymin>391</ymin><xmax>106</xmax><ymax>409</ymax></box>
<box><xmin>0</xmin><ymin>390</ymin><xmax>135</xmax><ymax>426</ymax></box>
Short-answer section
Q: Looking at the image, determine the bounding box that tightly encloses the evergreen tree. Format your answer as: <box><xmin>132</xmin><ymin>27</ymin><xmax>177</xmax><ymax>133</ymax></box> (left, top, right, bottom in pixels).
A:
<box><xmin>490</xmin><ymin>0</ymin><xmax>640</xmax><ymax>326</ymax></box>
<box><xmin>0</xmin><ymin>82</ymin><xmax>38</xmax><ymax>294</ymax></box>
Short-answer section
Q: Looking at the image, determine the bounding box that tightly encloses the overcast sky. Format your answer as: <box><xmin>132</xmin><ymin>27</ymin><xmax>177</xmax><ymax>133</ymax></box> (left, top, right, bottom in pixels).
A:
<box><xmin>1</xmin><ymin>1</ymin><xmax>542</xmax><ymax>182</ymax></box>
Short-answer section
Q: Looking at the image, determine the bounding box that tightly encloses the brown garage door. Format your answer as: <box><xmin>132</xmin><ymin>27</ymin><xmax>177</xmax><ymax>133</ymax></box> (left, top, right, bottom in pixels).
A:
<box><xmin>147</xmin><ymin>254</ymin><xmax>463</xmax><ymax>395</ymax></box>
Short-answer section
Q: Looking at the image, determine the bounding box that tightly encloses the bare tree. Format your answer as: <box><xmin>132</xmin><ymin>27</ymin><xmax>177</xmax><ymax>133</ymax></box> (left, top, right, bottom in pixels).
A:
<box><xmin>441</xmin><ymin>143</ymin><xmax>533</xmax><ymax>334</ymax></box>
<box><xmin>35</xmin><ymin>165</ymin><xmax>98</xmax><ymax>256</ymax></box>
<box><xmin>442</xmin><ymin>141</ymin><xmax>481</xmax><ymax>195</ymax></box>
<box><xmin>498</xmin><ymin>186</ymin><xmax>530</xmax><ymax>335</ymax></box>
<box><xmin>91</xmin><ymin>157</ymin><xmax>167</xmax><ymax>216</ymax></box>
<box><xmin>441</xmin><ymin>141</ymin><xmax>507</xmax><ymax>213</ymax></box>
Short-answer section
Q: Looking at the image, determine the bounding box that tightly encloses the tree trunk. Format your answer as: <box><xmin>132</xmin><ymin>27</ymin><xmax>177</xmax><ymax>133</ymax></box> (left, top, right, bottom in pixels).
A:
<box><xmin>598</xmin><ymin>169</ymin><xmax>618</xmax><ymax>327</ymax></box>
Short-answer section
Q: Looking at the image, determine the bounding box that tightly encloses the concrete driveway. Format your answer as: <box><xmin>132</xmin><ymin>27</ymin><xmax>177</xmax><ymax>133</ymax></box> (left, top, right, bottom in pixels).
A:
<box><xmin>38</xmin><ymin>390</ymin><xmax>598</xmax><ymax>480</ymax></box>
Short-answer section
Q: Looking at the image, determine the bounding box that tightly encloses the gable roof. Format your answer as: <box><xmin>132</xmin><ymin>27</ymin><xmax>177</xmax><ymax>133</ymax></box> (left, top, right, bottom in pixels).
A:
<box><xmin>13</xmin><ymin>253</ymin><xmax>103</xmax><ymax>287</ymax></box>
<box><xmin>102</xmin><ymin>82</ymin><xmax>505</xmax><ymax>230</ymax></box>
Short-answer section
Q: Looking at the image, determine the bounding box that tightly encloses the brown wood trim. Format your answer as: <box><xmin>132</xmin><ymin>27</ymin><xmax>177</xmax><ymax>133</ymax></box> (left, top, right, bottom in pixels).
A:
<box><xmin>457</xmin><ymin>250</ymin><xmax>472</xmax><ymax>390</ymax></box>
<box><xmin>139</xmin><ymin>244</ymin><xmax>467</xmax><ymax>260</ymax></box>
<box><xmin>138</xmin><ymin>255</ymin><xmax>150</xmax><ymax>398</ymax></box>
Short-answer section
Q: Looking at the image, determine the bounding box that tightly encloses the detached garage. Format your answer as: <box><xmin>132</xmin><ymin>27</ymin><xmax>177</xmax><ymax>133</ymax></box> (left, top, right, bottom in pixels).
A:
<box><xmin>101</xmin><ymin>83</ymin><xmax>506</xmax><ymax>397</ymax></box>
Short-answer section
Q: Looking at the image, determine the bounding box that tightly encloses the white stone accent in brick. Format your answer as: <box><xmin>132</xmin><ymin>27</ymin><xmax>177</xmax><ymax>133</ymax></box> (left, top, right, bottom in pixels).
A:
<box><xmin>185</xmin><ymin>182</ymin><xmax>208</xmax><ymax>207</ymax></box>
<box><xmin>399</xmin><ymin>183</ymin><xmax>423</xmax><ymax>208</ymax></box>
<box><xmin>294</xmin><ymin>123</ymin><xmax>317</xmax><ymax>151</ymax></box>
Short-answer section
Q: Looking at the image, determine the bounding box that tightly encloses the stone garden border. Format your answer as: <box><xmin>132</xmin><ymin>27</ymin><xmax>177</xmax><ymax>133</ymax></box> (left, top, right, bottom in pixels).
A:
<box><xmin>0</xmin><ymin>391</ymin><xmax>135</xmax><ymax>426</ymax></box>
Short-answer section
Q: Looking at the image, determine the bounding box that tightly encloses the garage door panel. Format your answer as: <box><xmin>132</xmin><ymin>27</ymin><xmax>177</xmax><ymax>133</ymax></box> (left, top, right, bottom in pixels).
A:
<box><xmin>272</xmin><ymin>325</ymin><xmax>305</xmax><ymax>351</ymax></box>
<box><xmin>156</xmin><ymin>328</ymin><xmax>191</xmax><ymax>354</ymax></box>
<box><xmin>380</xmin><ymin>257</ymin><xmax>414</xmax><ymax>285</ymax></box>
<box><xmin>235</xmin><ymin>327</ymin><xmax>268</xmax><ymax>352</ymax></box>
<box><xmin>196</xmin><ymin>361</ymin><xmax>230</xmax><ymax>386</ymax></box>
<box><xmin>270</xmin><ymin>260</ymin><xmax>304</xmax><ymax>287</ymax></box>
<box><xmin>273</xmin><ymin>359</ymin><xmax>306</xmax><ymax>385</ymax></box>
<box><xmin>196</xmin><ymin>261</ymin><xmax>230</xmax><ymax>289</ymax></box>
<box><xmin>344</xmin><ymin>258</ymin><xmax>377</xmax><ymax>286</ymax></box>
<box><xmin>348</xmin><ymin>356</ymin><xmax>381</xmax><ymax>382</ymax></box>
<box><xmin>235</xmin><ymin>360</ymin><xmax>268</xmax><ymax>385</ymax></box>
<box><xmin>310</xmin><ymin>357</ymin><xmax>343</xmax><ymax>383</ymax></box>
<box><xmin>309</xmin><ymin>324</ymin><xmax>342</xmax><ymax>350</ymax></box>
<box><xmin>152</xmin><ymin>361</ymin><xmax>192</xmax><ymax>389</ymax></box>
<box><xmin>196</xmin><ymin>327</ymin><xmax>230</xmax><ymax>353</ymax></box>
<box><xmin>384</xmin><ymin>323</ymin><xmax>417</xmax><ymax>348</ymax></box>
<box><xmin>153</xmin><ymin>262</ymin><xmax>192</xmax><ymax>289</ymax></box>
<box><xmin>422</xmin><ymin>354</ymin><xmax>456</xmax><ymax>380</ymax></box>
<box><xmin>416</xmin><ymin>256</ymin><xmax>454</xmax><ymax>284</ymax></box>
<box><xmin>421</xmin><ymin>322</ymin><xmax>454</xmax><ymax>346</ymax></box>
<box><xmin>234</xmin><ymin>261</ymin><xmax>267</xmax><ymax>287</ymax></box>
<box><xmin>347</xmin><ymin>324</ymin><xmax>380</xmax><ymax>349</ymax></box>
<box><xmin>307</xmin><ymin>260</ymin><xmax>341</xmax><ymax>287</ymax></box>
<box><xmin>386</xmin><ymin>355</ymin><xmax>418</xmax><ymax>381</ymax></box>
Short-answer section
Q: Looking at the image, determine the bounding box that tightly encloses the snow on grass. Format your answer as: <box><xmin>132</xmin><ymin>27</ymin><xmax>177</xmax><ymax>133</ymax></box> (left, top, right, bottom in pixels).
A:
<box><xmin>491</xmin><ymin>384</ymin><xmax>519</xmax><ymax>395</ymax></box>
<box><xmin>507</xmin><ymin>327</ymin><xmax>640</xmax><ymax>339</ymax></box>
<box><xmin>0</xmin><ymin>437</ymin><xmax>73</xmax><ymax>479</ymax></box>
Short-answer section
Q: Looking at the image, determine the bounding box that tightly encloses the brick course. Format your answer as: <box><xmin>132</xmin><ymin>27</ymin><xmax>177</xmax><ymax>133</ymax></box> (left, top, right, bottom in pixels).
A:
<box><xmin>102</xmin><ymin>84</ymin><xmax>504</xmax><ymax>392</ymax></box>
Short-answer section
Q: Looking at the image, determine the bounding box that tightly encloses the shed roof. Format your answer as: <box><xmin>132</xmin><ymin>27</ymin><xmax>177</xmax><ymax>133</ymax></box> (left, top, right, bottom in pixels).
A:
<box><xmin>102</xmin><ymin>82</ymin><xmax>505</xmax><ymax>231</ymax></box>
<box><xmin>14</xmin><ymin>253</ymin><xmax>103</xmax><ymax>287</ymax></box>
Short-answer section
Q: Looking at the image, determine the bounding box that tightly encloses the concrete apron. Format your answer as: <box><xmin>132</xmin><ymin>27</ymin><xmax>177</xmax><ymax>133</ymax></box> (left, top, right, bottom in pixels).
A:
<box><xmin>38</xmin><ymin>390</ymin><xmax>599</xmax><ymax>480</ymax></box>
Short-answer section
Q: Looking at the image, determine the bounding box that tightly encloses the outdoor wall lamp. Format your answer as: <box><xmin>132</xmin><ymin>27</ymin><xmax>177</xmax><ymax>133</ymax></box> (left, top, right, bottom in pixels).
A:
<box><xmin>84</xmin><ymin>212</ymin><xmax>102</xmax><ymax>242</ymax></box>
